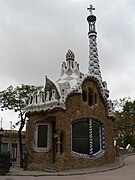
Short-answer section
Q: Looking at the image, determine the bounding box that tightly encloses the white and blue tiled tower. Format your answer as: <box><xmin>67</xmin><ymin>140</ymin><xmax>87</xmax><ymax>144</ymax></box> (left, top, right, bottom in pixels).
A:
<box><xmin>87</xmin><ymin>5</ymin><xmax>102</xmax><ymax>79</ymax></box>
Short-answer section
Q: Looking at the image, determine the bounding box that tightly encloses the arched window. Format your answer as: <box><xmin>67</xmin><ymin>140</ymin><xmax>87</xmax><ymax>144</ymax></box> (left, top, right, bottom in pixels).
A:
<box><xmin>72</xmin><ymin>118</ymin><xmax>104</xmax><ymax>156</ymax></box>
<box><xmin>88</xmin><ymin>89</ymin><xmax>93</xmax><ymax>106</ymax></box>
<box><xmin>82</xmin><ymin>87</ymin><xmax>98</xmax><ymax>107</ymax></box>
<box><xmin>82</xmin><ymin>90</ymin><xmax>87</xmax><ymax>102</ymax></box>
<box><xmin>94</xmin><ymin>93</ymin><xmax>97</xmax><ymax>105</ymax></box>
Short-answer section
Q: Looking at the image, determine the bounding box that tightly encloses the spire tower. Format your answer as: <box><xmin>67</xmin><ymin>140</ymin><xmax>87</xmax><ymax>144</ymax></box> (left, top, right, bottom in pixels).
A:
<box><xmin>87</xmin><ymin>5</ymin><xmax>102</xmax><ymax>79</ymax></box>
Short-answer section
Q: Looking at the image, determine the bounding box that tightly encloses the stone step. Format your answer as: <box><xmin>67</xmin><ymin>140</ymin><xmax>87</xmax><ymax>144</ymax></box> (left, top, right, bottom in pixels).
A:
<box><xmin>43</xmin><ymin>164</ymin><xmax>57</xmax><ymax>173</ymax></box>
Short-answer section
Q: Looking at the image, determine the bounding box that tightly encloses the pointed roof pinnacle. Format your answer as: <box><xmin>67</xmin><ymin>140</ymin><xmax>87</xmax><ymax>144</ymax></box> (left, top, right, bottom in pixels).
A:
<box><xmin>87</xmin><ymin>4</ymin><xmax>95</xmax><ymax>15</ymax></box>
<box><xmin>66</xmin><ymin>49</ymin><xmax>75</xmax><ymax>61</ymax></box>
<box><xmin>87</xmin><ymin>4</ymin><xmax>96</xmax><ymax>23</ymax></box>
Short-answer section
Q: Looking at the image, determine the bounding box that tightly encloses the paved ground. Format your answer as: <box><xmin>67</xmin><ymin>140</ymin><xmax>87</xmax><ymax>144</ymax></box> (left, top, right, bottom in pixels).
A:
<box><xmin>1</xmin><ymin>153</ymin><xmax>135</xmax><ymax>180</ymax></box>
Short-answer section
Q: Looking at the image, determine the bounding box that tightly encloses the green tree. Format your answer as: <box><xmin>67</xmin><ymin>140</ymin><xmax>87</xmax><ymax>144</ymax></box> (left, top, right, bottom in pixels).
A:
<box><xmin>113</xmin><ymin>98</ymin><xmax>135</xmax><ymax>148</ymax></box>
<box><xmin>0</xmin><ymin>84</ymin><xmax>42</xmax><ymax>167</ymax></box>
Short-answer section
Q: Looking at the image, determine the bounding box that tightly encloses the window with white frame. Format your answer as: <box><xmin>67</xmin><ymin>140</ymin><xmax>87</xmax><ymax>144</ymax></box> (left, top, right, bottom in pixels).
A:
<box><xmin>34</xmin><ymin>122</ymin><xmax>52</xmax><ymax>152</ymax></box>
<box><xmin>72</xmin><ymin>118</ymin><xmax>104</xmax><ymax>156</ymax></box>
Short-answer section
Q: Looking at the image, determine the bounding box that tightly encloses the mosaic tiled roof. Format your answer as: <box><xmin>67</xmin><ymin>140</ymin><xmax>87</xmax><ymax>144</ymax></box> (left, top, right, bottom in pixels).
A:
<box><xmin>25</xmin><ymin>7</ymin><xmax>114</xmax><ymax>119</ymax></box>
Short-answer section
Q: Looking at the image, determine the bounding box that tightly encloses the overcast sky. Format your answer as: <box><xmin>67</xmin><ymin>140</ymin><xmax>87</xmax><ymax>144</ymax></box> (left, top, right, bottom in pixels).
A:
<box><xmin>0</xmin><ymin>0</ymin><xmax>135</xmax><ymax>129</ymax></box>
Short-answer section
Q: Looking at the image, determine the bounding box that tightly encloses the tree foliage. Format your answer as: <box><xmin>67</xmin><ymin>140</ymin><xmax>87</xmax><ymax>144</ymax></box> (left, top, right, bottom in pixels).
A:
<box><xmin>113</xmin><ymin>97</ymin><xmax>132</xmax><ymax>112</ymax></box>
<box><xmin>0</xmin><ymin>84</ymin><xmax>42</xmax><ymax>167</ymax></box>
<box><xmin>1</xmin><ymin>84</ymin><xmax>40</xmax><ymax>111</ymax></box>
<box><xmin>113</xmin><ymin>98</ymin><xmax>135</xmax><ymax>148</ymax></box>
<box><xmin>0</xmin><ymin>84</ymin><xmax>42</xmax><ymax>122</ymax></box>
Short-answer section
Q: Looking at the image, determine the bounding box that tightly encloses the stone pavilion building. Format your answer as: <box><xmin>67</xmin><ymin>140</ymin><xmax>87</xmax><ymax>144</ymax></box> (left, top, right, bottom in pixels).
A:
<box><xmin>25</xmin><ymin>5</ymin><xmax>115</xmax><ymax>171</ymax></box>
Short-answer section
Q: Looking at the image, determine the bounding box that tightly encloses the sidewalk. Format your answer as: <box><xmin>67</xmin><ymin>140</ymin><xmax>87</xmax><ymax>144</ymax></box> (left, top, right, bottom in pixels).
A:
<box><xmin>7</xmin><ymin>153</ymin><xmax>135</xmax><ymax>176</ymax></box>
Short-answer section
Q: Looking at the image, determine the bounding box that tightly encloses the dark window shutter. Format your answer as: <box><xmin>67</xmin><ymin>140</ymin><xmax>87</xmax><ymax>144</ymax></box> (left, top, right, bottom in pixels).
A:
<box><xmin>72</xmin><ymin>121</ymin><xmax>89</xmax><ymax>154</ymax></box>
<box><xmin>37</xmin><ymin>125</ymin><xmax>48</xmax><ymax>148</ymax></box>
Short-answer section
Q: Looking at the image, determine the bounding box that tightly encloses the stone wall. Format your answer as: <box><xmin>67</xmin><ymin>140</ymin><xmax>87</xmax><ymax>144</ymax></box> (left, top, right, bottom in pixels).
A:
<box><xmin>26</xmin><ymin>79</ymin><xmax>115</xmax><ymax>171</ymax></box>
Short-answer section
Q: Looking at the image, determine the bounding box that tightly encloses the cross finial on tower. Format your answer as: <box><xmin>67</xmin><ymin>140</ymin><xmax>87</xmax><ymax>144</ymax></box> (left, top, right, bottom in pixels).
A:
<box><xmin>87</xmin><ymin>4</ymin><xmax>95</xmax><ymax>15</ymax></box>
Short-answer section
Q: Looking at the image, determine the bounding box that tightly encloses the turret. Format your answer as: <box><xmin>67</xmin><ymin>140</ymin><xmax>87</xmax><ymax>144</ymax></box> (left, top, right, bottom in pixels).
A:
<box><xmin>60</xmin><ymin>49</ymin><xmax>80</xmax><ymax>77</ymax></box>
<box><xmin>87</xmin><ymin>5</ymin><xmax>102</xmax><ymax>79</ymax></box>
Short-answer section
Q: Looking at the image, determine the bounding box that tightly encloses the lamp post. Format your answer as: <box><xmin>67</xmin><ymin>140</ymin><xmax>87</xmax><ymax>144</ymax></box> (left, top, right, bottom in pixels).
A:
<box><xmin>9</xmin><ymin>121</ymin><xmax>13</xmax><ymax>163</ymax></box>
<box><xmin>0</xmin><ymin>128</ymin><xmax>3</xmax><ymax>154</ymax></box>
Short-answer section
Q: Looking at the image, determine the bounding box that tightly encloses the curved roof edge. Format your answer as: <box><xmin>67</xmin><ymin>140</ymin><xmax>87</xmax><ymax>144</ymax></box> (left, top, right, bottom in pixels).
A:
<box><xmin>25</xmin><ymin>73</ymin><xmax>115</xmax><ymax>119</ymax></box>
<box><xmin>64</xmin><ymin>73</ymin><xmax>115</xmax><ymax>119</ymax></box>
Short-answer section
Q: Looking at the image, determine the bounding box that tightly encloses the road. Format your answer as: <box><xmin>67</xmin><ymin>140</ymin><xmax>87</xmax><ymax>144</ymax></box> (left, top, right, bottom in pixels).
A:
<box><xmin>1</xmin><ymin>155</ymin><xmax>135</xmax><ymax>180</ymax></box>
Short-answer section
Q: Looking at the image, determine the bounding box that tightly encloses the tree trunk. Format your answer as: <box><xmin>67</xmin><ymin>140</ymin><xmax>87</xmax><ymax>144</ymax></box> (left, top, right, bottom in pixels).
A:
<box><xmin>18</xmin><ymin>111</ymin><xmax>25</xmax><ymax>168</ymax></box>
<box><xmin>18</xmin><ymin>129</ymin><xmax>23</xmax><ymax>168</ymax></box>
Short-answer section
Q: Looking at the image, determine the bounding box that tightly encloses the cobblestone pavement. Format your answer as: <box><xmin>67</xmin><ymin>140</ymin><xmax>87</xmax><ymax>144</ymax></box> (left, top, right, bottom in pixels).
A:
<box><xmin>0</xmin><ymin>153</ymin><xmax>135</xmax><ymax>180</ymax></box>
